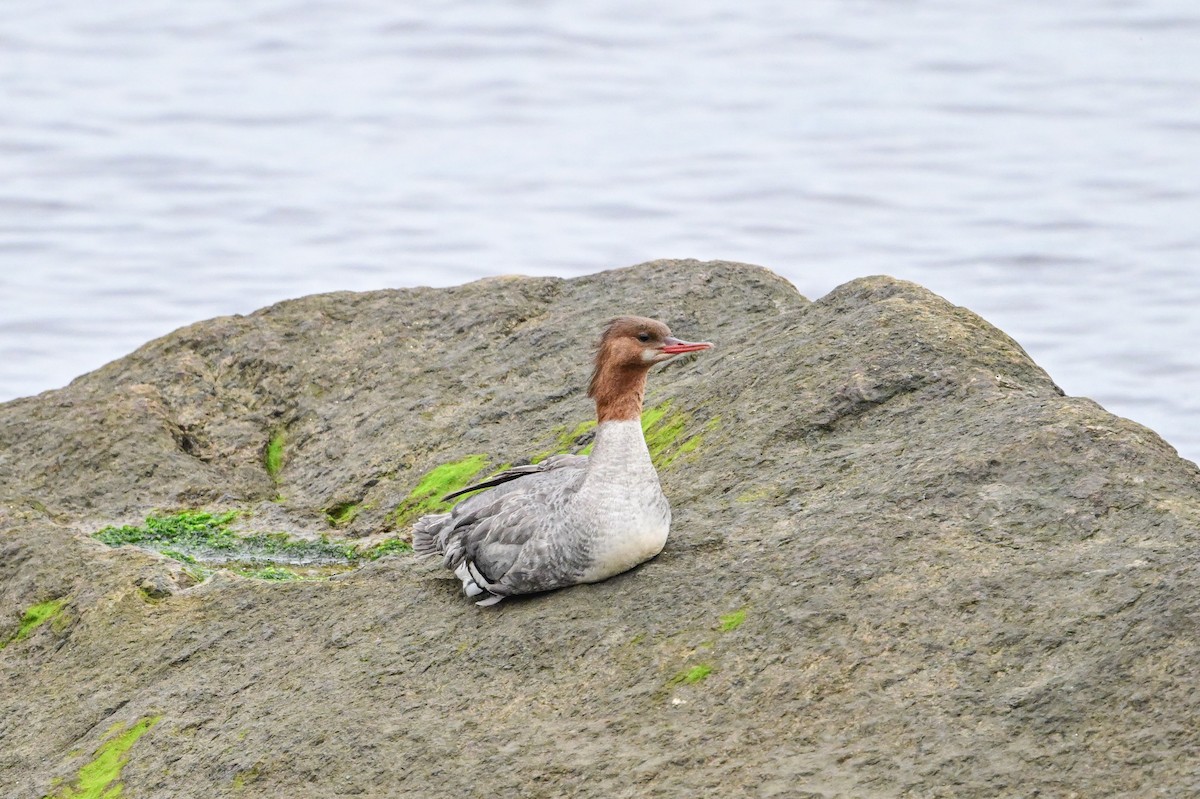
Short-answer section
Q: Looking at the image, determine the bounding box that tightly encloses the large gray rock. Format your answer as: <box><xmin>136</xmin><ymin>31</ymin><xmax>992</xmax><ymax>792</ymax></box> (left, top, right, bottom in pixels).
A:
<box><xmin>2</xmin><ymin>260</ymin><xmax>1198</xmax><ymax>798</ymax></box>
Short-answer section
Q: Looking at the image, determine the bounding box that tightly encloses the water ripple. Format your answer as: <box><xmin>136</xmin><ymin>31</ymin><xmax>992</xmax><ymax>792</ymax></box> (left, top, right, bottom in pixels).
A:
<box><xmin>0</xmin><ymin>0</ymin><xmax>1197</xmax><ymax>463</ymax></box>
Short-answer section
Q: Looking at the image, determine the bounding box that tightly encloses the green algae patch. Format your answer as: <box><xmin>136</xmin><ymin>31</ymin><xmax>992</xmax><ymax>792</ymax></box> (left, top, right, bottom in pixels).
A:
<box><xmin>324</xmin><ymin>501</ymin><xmax>360</xmax><ymax>527</ymax></box>
<box><xmin>2</xmin><ymin>597</ymin><xmax>68</xmax><ymax>649</ymax></box>
<box><xmin>719</xmin><ymin>608</ymin><xmax>747</xmax><ymax>632</ymax></box>
<box><xmin>95</xmin><ymin>511</ymin><xmax>356</xmax><ymax>563</ymax></box>
<box><xmin>662</xmin><ymin>610</ymin><xmax>745</xmax><ymax>691</ymax></box>
<box><xmin>389</xmin><ymin>454</ymin><xmax>490</xmax><ymax>528</ymax></box>
<box><xmin>362</xmin><ymin>537</ymin><xmax>413</xmax><ymax>560</ymax></box>
<box><xmin>561</xmin><ymin>419</ymin><xmax>597</xmax><ymax>448</ymax></box>
<box><xmin>642</xmin><ymin>401</ymin><xmax>721</xmax><ymax>470</ymax></box>
<box><xmin>236</xmin><ymin>565</ymin><xmax>302</xmax><ymax>581</ymax></box>
<box><xmin>96</xmin><ymin>510</ymin><xmax>240</xmax><ymax>552</ymax></box>
<box><xmin>670</xmin><ymin>664</ymin><xmax>714</xmax><ymax>685</ymax></box>
<box><xmin>93</xmin><ymin>511</ymin><xmax>381</xmax><ymax>582</ymax></box>
<box><xmin>532</xmin><ymin>419</ymin><xmax>597</xmax><ymax>462</ymax></box>
<box><xmin>264</xmin><ymin>429</ymin><xmax>285</xmax><ymax>480</ymax></box>
<box><xmin>47</xmin><ymin>715</ymin><xmax>160</xmax><ymax>799</ymax></box>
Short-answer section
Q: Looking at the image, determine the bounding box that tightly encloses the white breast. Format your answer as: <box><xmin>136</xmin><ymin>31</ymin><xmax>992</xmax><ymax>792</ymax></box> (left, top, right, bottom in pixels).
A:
<box><xmin>581</xmin><ymin>512</ymin><xmax>670</xmax><ymax>582</ymax></box>
<box><xmin>574</xmin><ymin>419</ymin><xmax>672</xmax><ymax>583</ymax></box>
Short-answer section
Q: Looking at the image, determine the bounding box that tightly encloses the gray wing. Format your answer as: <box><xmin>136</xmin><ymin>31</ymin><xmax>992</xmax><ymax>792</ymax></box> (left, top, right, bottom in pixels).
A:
<box><xmin>412</xmin><ymin>455</ymin><xmax>589</xmax><ymax>594</ymax></box>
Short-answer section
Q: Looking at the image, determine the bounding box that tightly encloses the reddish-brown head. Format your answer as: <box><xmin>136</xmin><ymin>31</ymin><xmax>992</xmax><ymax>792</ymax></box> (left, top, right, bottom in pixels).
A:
<box><xmin>587</xmin><ymin>316</ymin><xmax>713</xmax><ymax>422</ymax></box>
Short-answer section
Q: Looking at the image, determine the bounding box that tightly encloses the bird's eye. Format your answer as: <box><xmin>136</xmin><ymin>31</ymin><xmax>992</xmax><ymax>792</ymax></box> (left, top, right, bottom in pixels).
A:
<box><xmin>637</xmin><ymin>332</ymin><xmax>650</xmax><ymax>343</ymax></box>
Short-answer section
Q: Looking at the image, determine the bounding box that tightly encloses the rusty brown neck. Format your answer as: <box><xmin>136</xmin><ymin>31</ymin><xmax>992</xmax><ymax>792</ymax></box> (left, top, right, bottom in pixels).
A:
<box><xmin>589</xmin><ymin>362</ymin><xmax>649</xmax><ymax>424</ymax></box>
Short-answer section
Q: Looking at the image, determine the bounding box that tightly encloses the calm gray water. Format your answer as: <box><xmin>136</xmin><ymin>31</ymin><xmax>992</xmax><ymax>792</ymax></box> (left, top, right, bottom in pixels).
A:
<box><xmin>2</xmin><ymin>0</ymin><xmax>1198</xmax><ymax>463</ymax></box>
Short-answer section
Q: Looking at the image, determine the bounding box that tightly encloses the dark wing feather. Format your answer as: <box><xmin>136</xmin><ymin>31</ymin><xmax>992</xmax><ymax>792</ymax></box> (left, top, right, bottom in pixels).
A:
<box><xmin>442</xmin><ymin>454</ymin><xmax>589</xmax><ymax>501</ymax></box>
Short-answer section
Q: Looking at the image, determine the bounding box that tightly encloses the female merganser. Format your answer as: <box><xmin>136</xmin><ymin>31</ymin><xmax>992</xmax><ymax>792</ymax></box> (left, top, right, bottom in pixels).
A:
<box><xmin>412</xmin><ymin>316</ymin><xmax>713</xmax><ymax>606</ymax></box>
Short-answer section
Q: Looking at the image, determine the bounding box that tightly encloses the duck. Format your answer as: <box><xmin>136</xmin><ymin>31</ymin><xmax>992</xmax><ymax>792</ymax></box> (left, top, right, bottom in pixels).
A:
<box><xmin>412</xmin><ymin>316</ymin><xmax>713</xmax><ymax>606</ymax></box>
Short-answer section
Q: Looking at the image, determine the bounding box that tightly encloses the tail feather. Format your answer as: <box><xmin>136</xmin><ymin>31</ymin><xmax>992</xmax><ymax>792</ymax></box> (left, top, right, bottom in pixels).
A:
<box><xmin>411</xmin><ymin>512</ymin><xmax>451</xmax><ymax>557</ymax></box>
<box><xmin>412</xmin><ymin>508</ymin><xmax>508</xmax><ymax>607</ymax></box>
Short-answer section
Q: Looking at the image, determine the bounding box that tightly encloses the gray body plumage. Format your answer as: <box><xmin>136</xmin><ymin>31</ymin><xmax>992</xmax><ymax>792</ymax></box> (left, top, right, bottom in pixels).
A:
<box><xmin>412</xmin><ymin>420</ymin><xmax>671</xmax><ymax>605</ymax></box>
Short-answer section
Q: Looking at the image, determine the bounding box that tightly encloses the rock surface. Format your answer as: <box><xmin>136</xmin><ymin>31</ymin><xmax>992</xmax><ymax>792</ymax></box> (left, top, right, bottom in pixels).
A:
<box><xmin>2</xmin><ymin>260</ymin><xmax>1199</xmax><ymax>798</ymax></box>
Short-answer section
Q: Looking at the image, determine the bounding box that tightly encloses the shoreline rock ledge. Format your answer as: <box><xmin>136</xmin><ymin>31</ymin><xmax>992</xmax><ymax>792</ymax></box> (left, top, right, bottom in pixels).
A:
<box><xmin>2</xmin><ymin>259</ymin><xmax>1199</xmax><ymax>798</ymax></box>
